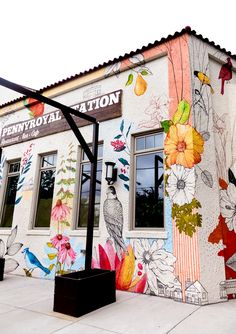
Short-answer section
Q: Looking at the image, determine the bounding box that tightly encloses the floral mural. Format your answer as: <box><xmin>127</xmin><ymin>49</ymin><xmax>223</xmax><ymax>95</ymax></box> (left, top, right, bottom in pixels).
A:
<box><xmin>125</xmin><ymin>53</ymin><xmax>152</xmax><ymax>96</ymax></box>
<box><xmin>0</xmin><ymin>153</ymin><xmax>6</xmax><ymax>188</ymax></box>
<box><xmin>15</xmin><ymin>143</ymin><xmax>34</xmax><ymax>204</ymax></box>
<box><xmin>162</xmin><ymin>100</ymin><xmax>204</xmax><ymax>237</ymax></box>
<box><xmin>111</xmin><ymin>119</ymin><xmax>132</xmax><ymax>191</ymax></box>
<box><xmin>24</xmin><ymin>98</ymin><xmax>45</xmax><ymax>118</ymax></box>
<box><xmin>44</xmin><ymin>143</ymin><xmax>79</xmax><ymax>276</ymax></box>
<box><xmin>0</xmin><ymin>226</ymin><xmax>23</xmax><ymax>274</ymax></box>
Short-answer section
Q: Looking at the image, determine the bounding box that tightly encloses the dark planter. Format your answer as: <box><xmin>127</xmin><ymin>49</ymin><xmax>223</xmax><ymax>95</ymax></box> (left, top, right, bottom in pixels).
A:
<box><xmin>0</xmin><ymin>258</ymin><xmax>5</xmax><ymax>281</ymax></box>
<box><xmin>53</xmin><ymin>268</ymin><xmax>116</xmax><ymax>317</ymax></box>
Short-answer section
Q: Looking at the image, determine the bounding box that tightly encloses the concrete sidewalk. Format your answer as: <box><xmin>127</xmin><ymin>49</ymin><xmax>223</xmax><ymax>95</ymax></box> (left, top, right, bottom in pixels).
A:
<box><xmin>0</xmin><ymin>274</ymin><xmax>235</xmax><ymax>334</ymax></box>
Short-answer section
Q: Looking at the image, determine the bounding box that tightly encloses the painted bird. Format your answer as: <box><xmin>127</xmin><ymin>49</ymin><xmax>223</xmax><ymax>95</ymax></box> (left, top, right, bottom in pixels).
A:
<box><xmin>22</xmin><ymin>247</ymin><xmax>50</xmax><ymax>276</ymax></box>
<box><xmin>103</xmin><ymin>186</ymin><xmax>126</xmax><ymax>259</ymax></box>
<box><xmin>194</xmin><ymin>71</ymin><xmax>214</xmax><ymax>94</ymax></box>
<box><xmin>218</xmin><ymin>57</ymin><xmax>232</xmax><ymax>95</ymax></box>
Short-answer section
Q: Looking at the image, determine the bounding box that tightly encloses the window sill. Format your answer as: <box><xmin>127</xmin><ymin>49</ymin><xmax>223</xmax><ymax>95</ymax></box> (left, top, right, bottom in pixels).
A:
<box><xmin>0</xmin><ymin>229</ymin><xmax>12</xmax><ymax>236</ymax></box>
<box><xmin>26</xmin><ymin>229</ymin><xmax>51</xmax><ymax>236</ymax></box>
<box><xmin>69</xmin><ymin>229</ymin><xmax>101</xmax><ymax>237</ymax></box>
<box><xmin>125</xmin><ymin>230</ymin><xmax>168</xmax><ymax>239</ymax></box>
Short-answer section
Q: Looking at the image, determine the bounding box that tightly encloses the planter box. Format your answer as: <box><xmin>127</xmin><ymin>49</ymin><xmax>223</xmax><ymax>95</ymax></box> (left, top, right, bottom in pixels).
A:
<box><xmin>53</xmin><ymin>268</ymin><xmax>116</xmax><ymax>317</ymax></box>
<box><xmin>0</xmin><ymin>258</ymin><xmax>5</xmax><ymax>281</ymax></box>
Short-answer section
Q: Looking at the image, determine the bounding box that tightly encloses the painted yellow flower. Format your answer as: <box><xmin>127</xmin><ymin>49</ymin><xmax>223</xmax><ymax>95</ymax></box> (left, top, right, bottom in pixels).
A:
<box><xmin>165</xmin><ymin>124</ymin><xmax>204</xmax><ymax>168</ymax></box>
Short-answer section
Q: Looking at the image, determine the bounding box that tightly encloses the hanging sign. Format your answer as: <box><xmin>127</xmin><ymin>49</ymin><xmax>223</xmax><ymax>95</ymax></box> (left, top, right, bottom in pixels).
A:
<box><xmin>0</xmin><ymin>90</ymin><xmax>122</xmax><ymax>147</ymax></box>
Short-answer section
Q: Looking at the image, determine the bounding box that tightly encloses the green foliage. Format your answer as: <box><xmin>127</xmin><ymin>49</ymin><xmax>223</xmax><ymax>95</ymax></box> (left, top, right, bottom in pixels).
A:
<box><xmin>56</xmin><ymin>144</ymin><xmax>76</xmax><ymax>200</ymax></box>
<box><xmin>172</xmin><ymin>99</ymin><xmax>190</xmax><ymax>125</ymax></box>
<box><xmin>126</xmin><ymin>74</ymin><xmax>134</xmax><ymax>86</ymax></box>
<box><xmin>172</xmin><ymin>198</ymin><xmax>202</xmax><ymax>237</ymax></box>
<box><xmin>161</xmin><ymin>120</ymin><xmax>173</xmax><ymax>133</ymax></box>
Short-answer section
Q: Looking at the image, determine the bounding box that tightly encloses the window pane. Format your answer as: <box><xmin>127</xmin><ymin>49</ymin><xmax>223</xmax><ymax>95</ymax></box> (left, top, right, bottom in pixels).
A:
<box><xmin>9</xmin><ymin>162</ymin><xmax>20</xmax><ymax>174</ymax></box>
<box><xmin>145</xmin><ymin>135</ymin><xmax>155</xmax><ymax>149</ymax></box>
<box><xmin>135</xmin><ymin>152</ymin><xmax>163</xmax><ymax>228</ymax></box>
<box><xmin>42</xmin><ymin>154</ymin><xmax>57</xmax><ymax>168</ymax></box>
<box><xmin>78</xmin><ymin>160</ymin><xmax>102</xmax><ymax>228</ymax></box>
<box><xmin>136</xmin><ymin>137</ymin><xmax>145</xmax><ymax>151</ymax></box>
<box><xmin>1</xmin><ymin>175</ymin><xmax>19</xmax><ymax>228</ymax></box>
<box><xmin>35</xmin><ymin>169</ymin><xmax>55</xmax><ymax>228</ymax></box>
<box><xmin>83</xmin><ymin>144</ymin><xmax>103</xmax><ymax>161</ymax></box>
<box><xmin>155</xmin><ymin>133</ymin><xmax>163</xmax><ymax>148</ymax></box>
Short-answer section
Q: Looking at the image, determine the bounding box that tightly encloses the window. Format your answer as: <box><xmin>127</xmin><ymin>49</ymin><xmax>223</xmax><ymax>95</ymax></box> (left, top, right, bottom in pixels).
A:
<box><xmin>0</xmin><ymin>161</ymin><xmax>21</xmax><ymax>228</ymax></box>
<box><xmin>77</xmin><ymin>144</ymin><xmax>103</xmax><ymax>228</ymax></box>
<box><xmin>133</xmin><ymin>132</ymin><xmax>164</xmax><ymax>228</ymax></box>
<box><xmin>34</xmin><ymin>153</ymin><xmax>57</xmax><ymax>228</ymax></box>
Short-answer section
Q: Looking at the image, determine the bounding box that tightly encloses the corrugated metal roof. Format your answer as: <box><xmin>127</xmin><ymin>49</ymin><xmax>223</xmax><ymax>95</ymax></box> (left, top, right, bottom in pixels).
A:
<box><xmin>0</xmin><ymin>26</ymin><xmax>234</xmax><ymax>108</ymax></box>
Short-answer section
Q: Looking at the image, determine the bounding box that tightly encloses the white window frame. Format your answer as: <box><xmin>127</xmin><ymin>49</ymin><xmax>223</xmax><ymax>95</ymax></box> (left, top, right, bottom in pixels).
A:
<box><xmin>74</xmin><ymin>143</ymin><xmax>103</xmax><ymax>231</ymax></box>
<box><xmin>126</xmin><ymin>130</ymin><xmax>166</xmax><ymax>238</ymax></box>
<box><xmin>32</xmin><ymin>151</ymin><xmax>57</xmax><ymax>230</ymax></box>
<box><xmin>0</xmin><ymin>159</ymin><xmax>21</xmax><ymax>229</ymax></box>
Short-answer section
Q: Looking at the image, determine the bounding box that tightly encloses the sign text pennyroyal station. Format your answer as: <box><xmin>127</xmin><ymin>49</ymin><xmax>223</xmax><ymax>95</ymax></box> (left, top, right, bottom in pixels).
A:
<box><xmin>0</xmin><ymin>90</ymin><xmax>122</xmax><ymax>147</ymax></box>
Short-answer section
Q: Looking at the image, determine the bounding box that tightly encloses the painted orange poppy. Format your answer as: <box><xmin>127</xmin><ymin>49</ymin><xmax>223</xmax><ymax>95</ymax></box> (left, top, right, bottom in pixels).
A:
<box><xmin>165</xmin><ymin>124</ymin><xmax>204</xmax><ymax>168</ymax></box>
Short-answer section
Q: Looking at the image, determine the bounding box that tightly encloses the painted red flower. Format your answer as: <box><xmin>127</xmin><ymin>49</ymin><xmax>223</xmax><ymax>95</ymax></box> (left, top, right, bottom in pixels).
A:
<box><xmin>58</xmin><ymin>242</ymin><xmax>76</xmax><ymax>266</ymax></box>
<box><xmin>93</xmin><ymin>241</ymin><xmax>147</xmax><ymax>293</ymax></box>
<box><xmin>111</xmin><ymin>140</ymin><xmax>126</xmax><ymax>152</ymax></box>
<box><xmin>51</xmin><ymin>234</ymin><xmax>69</xmax><ymax>250</ymax></box>
<box><xmin>25</xmin><ymin>98</ymin><xmax>45</xmax><ymax>118</ymax></box>
<box><xmin>51</xmin><ymin>199</ymin><xmax>71</xmax><ymax>221</ymax></box>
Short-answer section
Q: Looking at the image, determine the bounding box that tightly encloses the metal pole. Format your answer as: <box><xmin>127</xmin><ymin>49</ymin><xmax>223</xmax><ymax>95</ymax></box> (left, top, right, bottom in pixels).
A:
<box><xmin>0</xmin><ymin>76</ymin><xmax>100</xmax><ymax>270</ymax></box>
<box><xmin>85</xmin><ymin>122</ymin><xmax>99</xmax><ymax>270</ymax></box>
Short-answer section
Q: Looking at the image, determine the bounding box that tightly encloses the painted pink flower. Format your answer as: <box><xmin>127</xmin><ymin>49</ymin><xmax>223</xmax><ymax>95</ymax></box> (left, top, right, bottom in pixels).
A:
<box><xmin>111</xmin><ymin>140</ymin><xmax>126</xmax><ymax>152</ymax></box>
<box><xmin>51</xmin><ymin>199</ymin><xmax>71</xmax><ymax>221</ymax></box>
<box><xmin>58</xmin><ymin>242</ymin><xmax>76</xmax><ymax>266</ymax></box>
<box><xmin>51</xmin><ymin>234</ymin><xmax>69</xmax><ymax>250</ymax></box>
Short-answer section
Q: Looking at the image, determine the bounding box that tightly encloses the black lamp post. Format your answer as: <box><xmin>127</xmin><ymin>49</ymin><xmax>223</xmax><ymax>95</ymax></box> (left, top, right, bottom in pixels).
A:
<box><xmin>0</xmin><ymin>76</ymin><xmax>116</xmax><ymax>316</ymax></box>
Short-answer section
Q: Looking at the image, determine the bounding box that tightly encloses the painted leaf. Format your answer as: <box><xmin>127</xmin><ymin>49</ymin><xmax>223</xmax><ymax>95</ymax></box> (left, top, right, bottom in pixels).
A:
<box><xmin>6</xmin><ymin>242</ymin><xmax>23</xmax><ymax>256</ymax></box>
<box><xmin>98</xmin><ymin>244</ymin><xmax>111</xmax><ymax>270</ymax></box>
<box><xmin>15</xmin><ymin>196</ymin><xmax>23</xmax><ymax>204</ymax></box>
<box><xmin>161</xmin><ymin>120</ymin><xmax>172</xmax><ymax>133</ymax></box>
<box><xmin>140</xmin><ymin>70</ymin><xmax>149</xmax><ymax>76</ymax></box>
<box><xmin>48</xmin><ymin>264</ymin><xmax>55</xmax><ymax>272</ymax></box>
<box><xmin>138</xmin><ymin>66</ymin><xmax>152</xmax><ymax>75</ymax></box>
<box><xmin>124</xmin><ymin>184</ymin><xmax>129</xmax><ymax>191</ymax></box>
<box><xmin>4</xmin><ymin>258</ymin><xmax>19</xmax><ymax>273</ymax></box>
<box><xmin>7</xmin><ymin>225</ymin><xmax>17</xmax><ymax>248</ymax></box>
<box><xmin>0</xmin><ymin>239</ymin><xmax>5</xmax><ymax>258</ymax></box>
<box><xmin>23</xmin><ymin>167</ymin><xmax>30</xmax><ymax>174</ymax></box>
<box><xmin>48</xmin><ymin>253</ymin><xmax>57</xmax><ymax>260</ymax></box>
<box><xmin>129</xmin><ymin>54</ymin><xmax>144</xmax><ymax>64</ymax></box>
<box><xmin>47</xmin><ymin>242</ymin><xmax>53</xmax><ymax>248</ymax></box>
<box><xmin>17</xmin><ymin>184</ymin><xmax>23</xmax><ymax>192</ymax></box>
<box><xmin>228</xmin><ymin>168</ymin><xmax>236</xmax><ymax>186</ymax></box>
<box><xmin>201</xmin><ymin>131</ymin><xmax>210</xmax><ymax>141</ymax></box>
<box><xmin>114</xmin><ymin>134</ymin><xmax>122</xmax><ymax>139</ymax></box>
<box><xmin>172</xmin><ymin>100</ymin><xmax>190</xmax><ymax>125</ymax></box>
<box><xmin>18</xmin><ymin>177</ymin><xmax>25</xmax><ymax>185</ymax></box>
<box><xmin>219</xmin><ymin>178</ymin><xmax>228</xmax><ymax>190</ymax></box>
<box><xmin>125</xmin><ymin>74</ymin><xmax>134</xmax><ymax>86</ymax></box>
<box><xmin>201</xmin><ymin>170</ymin><xmax>213</xmax><ymax>188</ymax></box>
<box><xmin>119</xmin><ymin>174</ymin><xmax>129</xmax><ymax>182</ymax></box>
<box><xmin>126</xmin><ymin>124</ymin><xmax>132</xmax><ymax>138</ymax></box>
<box><xmin>118</xmin><ymin>158</ymin><xmax>130</xmax><ymax>166</ymax></box>
<box><xmin>120</xmin><ymin>119</ymin><xmax>124</xmax><ymax>132</ymax></box>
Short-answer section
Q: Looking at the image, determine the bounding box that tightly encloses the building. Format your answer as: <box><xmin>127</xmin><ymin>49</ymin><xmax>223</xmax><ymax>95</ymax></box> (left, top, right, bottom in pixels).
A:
<box><xmin>0</xmin><ymin>27</ymin><xmax>236</xmax><ymax>305</ymax></box>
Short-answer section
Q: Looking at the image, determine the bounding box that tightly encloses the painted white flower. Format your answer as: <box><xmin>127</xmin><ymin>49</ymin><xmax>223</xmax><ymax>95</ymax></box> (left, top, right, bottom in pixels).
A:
<box><xmin>166</xmin><ymin>164</ymin><xmax>195</xmax><ymax>206</ymax></box>
<box><xmin>220</xmin><ymin>183</ymin><xmax>236</xmax><ymax>232</ymax></box>
<box><xmin>133</xmin><ymin>239</ymin><xmax>176</xmax><ymax>295</ymax></box>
